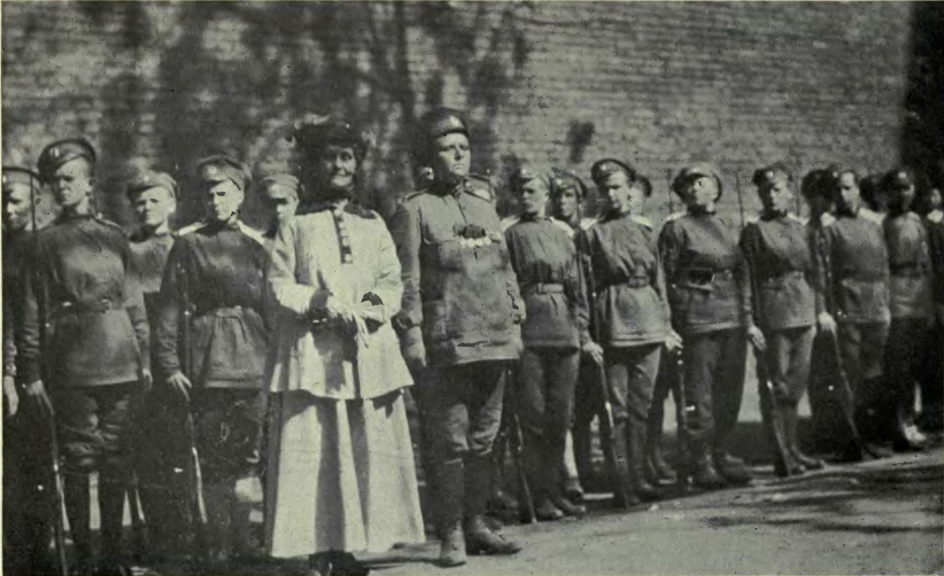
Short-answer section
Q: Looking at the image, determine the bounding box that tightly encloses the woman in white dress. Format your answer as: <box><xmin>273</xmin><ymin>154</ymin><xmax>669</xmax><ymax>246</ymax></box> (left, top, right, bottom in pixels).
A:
<box><xmin>264</xmin><ymin>115</ymin><xmax>425</xmax><ymax>575</ymax></box>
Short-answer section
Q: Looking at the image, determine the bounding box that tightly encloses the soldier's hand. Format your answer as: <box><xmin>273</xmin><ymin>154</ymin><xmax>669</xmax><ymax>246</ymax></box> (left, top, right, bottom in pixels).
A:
<box><xmin>582</xmin><ymin>341</ymin><xmax>604</xmax><ymax>366</ymax></box>
<box><xmin>23</xmin><ymin>380</ymin><xmax>53</xmax><ymax>420</ymax></box>
<box><xmin>3</xmin><ymin>375</ymin><xmax>19</xmax><ymax>417</ymax></box>
<box><xmin>816</xmin><ymin>312</ymin><xmax>837</xmax><ymax>335</ymax></box>
<box><xmin>166</xmin><ymin>371</ymin><xmax>192</xmax><ymax>403</ymax></box>
<box><xmin>665</xmin><ymin>330</ymin><xmax>684</xmax><ymax>351</ymax></box>
<box><xmin>747</xmin><ymin>324</ymin><xmax>767</xmax><ymax>353</ymax></box>
<box><xmin>139</xmin><ymin>367</ymin><xmax>154</xmax><ymax>393</ymax></box>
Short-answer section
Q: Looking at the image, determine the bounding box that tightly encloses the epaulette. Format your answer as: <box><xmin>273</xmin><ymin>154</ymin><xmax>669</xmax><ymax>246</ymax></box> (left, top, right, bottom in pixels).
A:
<box><xmin>858</xmin><ymin>207</ymin><xmax>885</xmax><ymax>225</ymax></box>
<box><xmin>787</xmin><ymin>213</ymin><xmax>808</xmax><ymax>226</ymax></box>
<box><xmin>820</xmin><ymin>213</ymin><xmax>836</xmax><ymax>227</ymax></box>
<box><xmin>549</xmin><ymin>217</ymin><xmax>575</xmax><ymax>237</ymax></box>
<box><xmin>236</xmin><ymin>220</ymin><xmax>267</xmax><ymax>246</ymax></box>
<box><xmin>176</xmin><ymin>221</ymin><xmax>207</xmax><ymax>237</ymax></box>
<box><xmin>399</xmin><ymin>189</ymin><xmax>427</xmax><ymax>205</ymax></box>
<box><xmin>462</xmin><ymin>175</ymin><xmax>495</xmax><ymax>203</ymax></box>
<box><xmin>928</xmin><ymin>209</ymin><xmax>943</xmax><ymax>224</ymax></box>
<box><xmin>664</xmin><ymin>211</ymin><xmax>687</xmax><ymax>223</ymax></box>
<box><xmin>500</xmin><ymin>216</ymin><xmax>520</xmax><ymax>232</ymax></box>
<box><xmin>630</xmin><ymin>215</ymin><xmax>654</xmax><ymax>230</ymax></box>
<box><xmin>579</xmin><ymin>217</ymin><xmax>598</xmax><ymax>231</ymax></box>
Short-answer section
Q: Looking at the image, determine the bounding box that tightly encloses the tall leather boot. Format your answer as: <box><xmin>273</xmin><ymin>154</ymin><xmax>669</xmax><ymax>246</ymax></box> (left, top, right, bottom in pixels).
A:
<box><xmin>628</xmin><ymin>419</ymin><xmax>661</xmax><ymax>502</ymax></box>
<box><xmin>712</xmin><ymin>447</ymin><xmax>752</xmax><ymax>486</ymax></box>
<box><xmin>784</xmin><ymin>404</ymin><xmax>824</xmax><ymax>470</ymax></box>
<box><xmin>765</xmin><ymin>398</ymin><xmax>802</xmax><ymax>478</ymax></box>
<box><xmin>645</xmin><ymin>396</ymin><xmax>676</xmax><ymax>484</ymax></box>
<box><xmin>431</xmin><ymin>458</ymin><xmax>466</xmax><ymax>567</ymax></box>
<box><xmin>690</xmin><ymin>440</ymin><xmax>726</xmax><ymax>490</ymax></box>
<box><xmin>203</xmin><ymin>482</ymin><xmax>235</xmax><ymax>567</ymax></box>
<box><xmin>464</xmin><ymin>453</ymin><xmax>521</xmax><ymax>556</ymax></box>
<box><xmin>64</xmin><ymin>473</ymin><xmax>95</xmax><ymax>575</ymax></box>
<box><xmin>98</xmin><ymin>471</ymin><xmax>131</xmax><ymax>575</ymax></box>
<box><xmin>610</xmin><ymin>421</ymin><xmax>639</xmax><ymax>508</ymax></box>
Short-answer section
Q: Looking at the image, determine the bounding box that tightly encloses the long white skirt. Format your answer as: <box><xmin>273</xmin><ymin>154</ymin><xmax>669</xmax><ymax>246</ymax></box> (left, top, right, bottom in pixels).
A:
<box><xmin>265</xmin><ymin>390</ymin><xmax>425</xmax><ymax>558</ymax></box>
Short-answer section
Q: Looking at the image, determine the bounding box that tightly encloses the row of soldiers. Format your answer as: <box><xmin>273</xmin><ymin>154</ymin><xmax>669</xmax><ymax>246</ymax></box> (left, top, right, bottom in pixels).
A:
<box><xmin>3</xmin><ymin>107</ymin><xmax>943</xmax><ymax>574</ymax></box>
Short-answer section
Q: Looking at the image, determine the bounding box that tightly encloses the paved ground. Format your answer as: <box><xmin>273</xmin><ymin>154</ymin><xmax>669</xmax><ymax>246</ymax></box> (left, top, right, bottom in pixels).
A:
<box><xmin>356</xmin><ymin>447</ymin><xmax>942</xmax><ymax>576</ymax></box>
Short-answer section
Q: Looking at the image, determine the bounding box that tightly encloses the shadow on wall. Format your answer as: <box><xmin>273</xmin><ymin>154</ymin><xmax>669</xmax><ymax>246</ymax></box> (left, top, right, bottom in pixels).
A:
<box><xmin>76</xmin><ymin>2</ymin><xmax>534</xmax><ymax>226</ymax></box>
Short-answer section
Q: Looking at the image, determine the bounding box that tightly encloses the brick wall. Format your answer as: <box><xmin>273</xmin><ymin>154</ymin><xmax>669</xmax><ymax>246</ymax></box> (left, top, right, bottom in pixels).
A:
<box><xmin>1</xmin><ymin>1</ymin><xmax>913</xmax><ymax>227</ymax></box>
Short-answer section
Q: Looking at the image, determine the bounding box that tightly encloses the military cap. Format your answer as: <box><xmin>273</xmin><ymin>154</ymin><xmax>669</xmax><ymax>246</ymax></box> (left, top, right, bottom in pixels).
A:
<box><xmin>259</xmin><ymin>172</ymin><xmax>300</xmax><ymax>195</ymax></box>
<box><xmin>293</xmin><ymin>114</ymin><xmax>369</xmax><ymax>161</ymax></box>
<box><xmin>126</xmin><ymin>170</ymin><xmax>178</xmax><ymax>200</ymax></box>
<box><xmin>671</xmin><ymin>162</ymin><xmax>723</xmax><ymax>198</ymax></box>
<box><xmin>420</xmin><ymin>108</ymin><xmax>470</xmax><ymax>143</ymax></box>
<box><xmin>550</xmin><ymin>169</ymin><xmax>588</xmax><ymax>200</ymax></box>
<box><xmin>194</xmin><ymin>154</ymin><xmax>251</xmax><ymax>191</ymax></box>
<box><xmin>800</xmin><ymin>169</ymin><xmax>837</xmax><ymax>200</ymax></box>
<box><xmin>2</xmin><ymin>166</ymin><xmax>42</xmax><ymax>189</ymax></box>
<box><xmin>752</xmin><ymin>162</ymin><xmax>792</xmax><ymax>189</ymax></box>
<box><xmin>509</xmin><ymin>166</ymin><xmax>551</xmax><ymax>194</ymax></box>
<box><xmin>858</xmin><ymin>173</ymin><xmax>886</xmax><ymax>210</ymax></box>
<box><xmin>631</xmin><ymin>174</ymin><xmax>653</xmax><ymax>197</ymax></box>
<box><xmin>37</xmin><ymin>138</ymin><xmax>96</xmax><ymax>180</ymax></box>
<box><xmin>590</xmin><ymin>158</ymin><xmax>637</xmax><ymax>187</ymax></box>
<box><xmin>883</xmin><ymin>168</ymin><xmax>916</xmax><ymax>192</ymax></box>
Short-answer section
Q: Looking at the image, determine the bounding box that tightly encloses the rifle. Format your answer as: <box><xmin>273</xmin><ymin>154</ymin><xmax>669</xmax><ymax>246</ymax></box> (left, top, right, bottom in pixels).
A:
<box><xmin>29</xmin><ymin>176</ymin><xmax>69</xmax><ymax>576</ymax></box>
<box><xmin>176</xmin><ymin>258</ymin><xmax>209</xmax><ymax>562</ymax></box>
<box><xmin>668</xmin><ymin>347</ymin><xmax>695</xmax><ymax>493</ymax></box>
<box><xmin>501</xmin><ymin>367</ymin><xmax>536</xmax><ymax>524</ymax></box>
<box><xmin>737</xmin><ymin>170</ymin><xmax>793</xmax><ymax>475</ymax></box>
<box><xmin>574</xmin><ymin>218</ymin><xmax>632</xmax><ymax>508</ymax></box>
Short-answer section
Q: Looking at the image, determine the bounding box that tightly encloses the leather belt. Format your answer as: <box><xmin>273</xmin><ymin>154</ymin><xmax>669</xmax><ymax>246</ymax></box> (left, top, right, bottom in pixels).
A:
<box><xmin>52</xmin><ymin>299</ymin><xmax>123</xmax><ymax>318</ymax></box>
<box><xmin>197</xmin><ymin>305</ymin><xmax>249</xmax><ymax>319</ymax></box>
<box><xmin>760</xmin><ymin>270</ymin><xmax>805</xmax><ymax>287</ymax></box>
<box><xmin>523</xmin><ymin>283</ymin><xmax>565</xmax><ymax>295</ymax></box>
<box><xmin>890</xmin><ymin>265</ymin><xmax>928</xmax><ymax>278</ymax></box>
<box><xmin>679</xmin><ymin>268</ymin><xmax>733</xmax><ymax>286</ymax></box>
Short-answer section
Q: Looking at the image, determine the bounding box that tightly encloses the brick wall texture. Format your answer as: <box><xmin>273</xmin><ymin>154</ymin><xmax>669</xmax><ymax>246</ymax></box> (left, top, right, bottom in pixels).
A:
<box><xmin>1</xmin><ymin>1</ymin><xmax>913</xmax><ymax>227</ymax></box>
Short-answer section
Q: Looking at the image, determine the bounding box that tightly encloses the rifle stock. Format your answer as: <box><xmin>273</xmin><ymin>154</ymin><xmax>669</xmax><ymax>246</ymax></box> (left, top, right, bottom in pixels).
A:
<box><xmin>503</xmin><ymin>369</ymin><xmax>536</xmax><ymax>524</ymax></box>
<box><xmin>670</xmin><ymin>347</ymin><xmax>694</xmax><ymax>492</ymax></box>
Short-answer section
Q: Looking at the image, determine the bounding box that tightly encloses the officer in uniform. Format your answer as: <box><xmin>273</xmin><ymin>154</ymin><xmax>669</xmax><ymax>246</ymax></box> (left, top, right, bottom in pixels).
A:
<box><xmin>18</xmin><ymin>138</ymin><xmax>152</xmax><ymax>575</ymax></box>
<box><xmin>880</xmin><ymin>168</ymin><xmax>933</xmax><ymax>450</ymax></box>
<box><xmin>3</xmin><ymin>154</ymin><xmax>56</xmax><ymax>576</ymax></box>
<box><xmin>390</xmin><ymin>108</ymin><xmax>524</xmax><ymax>567</ymax></box>
<box><xmin>583</xmin><ymin>159</ymin><xmax>680</xmax><ymax>504</ymax></box>
<box><xmin>124</xmin><ymin>169</ymin><xmax>190</xmax><ymax>565</ymax></box>
<box><xmin>155</xmin><ymin>155</ymin><xmax>270</xmax><ymax>567</ymax></box>
<box><xmin>658</xmin><ymin>163</ymin><xmax>764</xmax><ymax>489</ymax></box>
<box><xmin>504</xmin><ymin>166</ymin><xmax>597</xmax><ymax>520</ymax></box>
<box><xmin>741</xmin><ymin>164</ymin><xmax>825</xmax><ymax>476</ymax></box>
<box><xmin>814</xmin><ymin>168</ymin><xmax>892</xmax><ymax>451</ymax></box>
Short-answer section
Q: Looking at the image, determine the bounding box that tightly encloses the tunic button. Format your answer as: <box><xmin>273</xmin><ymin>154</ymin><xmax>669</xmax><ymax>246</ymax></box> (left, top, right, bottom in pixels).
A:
<box><xmin>343</xmin><ymin>254</ymin><xmax>353</xmax><ymax>263</ymax></box>
<box><xmin>340</xmin><ymin>237</ymin><xmax>350</xmax><ymax>247</ymax></box>
<box><xmin>337</xmin><ymin>221</ymin><xmax>346</xmax><ymax>230</ymax></box>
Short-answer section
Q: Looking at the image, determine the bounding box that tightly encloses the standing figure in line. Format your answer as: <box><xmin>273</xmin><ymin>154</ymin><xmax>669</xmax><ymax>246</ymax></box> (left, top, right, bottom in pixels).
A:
<box><xmin>18</xmin><ymin>139</ymin><xmax>152</xmax><ymax>575</ymax></box>
<box><xmin>918</xmin><ymin>178</ymin><xmax>943</xmax><ymax>434</ymax></box>
<box><xmin>390</xmin><ymin>108</ymin><xmax>524</xmax><ymax>568</ymax></box>
<box><xmin>740</xmin><ymin>164</ymin><xmax>825</xmax><ymax>477</ymax></box>
<box><xmin>658</xmin><ymin>163</ymin><xmax>764</xmax><ymax>489</ymax></box>
<box><xmin>814</xmin><ymin>168</ymin><xmax>892</xmax><ymax>452</ymax></box>
<box><xmin>124</xmin><ymin>169</ymin><xmax>190</xmax><ymax>566</ymax></box>
<box><xmin>3</xmin><ymin>153</ymin><xmax>56</xmax><ymax>576</ymax></box>
<box><xmin>264</xmin><ymin>116</ymin><xmax>424</xmax><ymax>576</ymax></box>
<box><xmin>155</xmin><ymin>155</ymin><xmax>270</xmax><ymax>569</ymax></box>
<box><xmin>879</xmin><ymin>168</ymin><xmax>933</xmax><ymax>451</ymax></box>
<box><xmin>504</xmin><ymin>167</ymin><xmax>598</xmax><ymax>520</ymax></box>
<box><xmin>583</xmin><ymin>159</ymin><xmax>680</xmax><ymax>504</ymax></box>
<box><xmin>257</xmin><ymin>172</ymin><xmax>300</xmax><ymax>247</ymax></box>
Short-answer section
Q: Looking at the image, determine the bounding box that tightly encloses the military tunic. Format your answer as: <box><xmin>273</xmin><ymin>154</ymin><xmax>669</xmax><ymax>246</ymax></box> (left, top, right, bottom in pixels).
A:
<box><xmin>658</xmin><ymin>211</ymin><xmax>751</xmax><ymax>448</ymax></box>
<box><xmin>390</xmin><ymin>177</ymin><xmax>522</xmax><ymax>462</ymax></box>
<box><xmin>504</xmin><ymin>214</ymin><xmax>587</xmax><ymax>503</ymax></box>
<box><xmin>17</xmin><ymin>212</ymin><xmax>149</xmax><ymax>472</ymax></box>
<box><xmin>883</xmin><ymin>210</ymin><xmax>935</xmax><ymax>436</ymax></box>
<box><xmin>920</xmin><ymin>210</ymin><xmax>944</xmax><ymax>430</ymax></box>
<box><xmin>741</xmin><ymin>214</ymin><xmax>818</xmax><ymax>404</ymax></box>
<box><xmin>155</xmin><ymin>221</ymin><xmax>270</xmax><ymax>482</ymax></box>
<box><xmin>815</xmin><ymin>207</ymin><xmax>891</xmax><ymax>441</ymax></box>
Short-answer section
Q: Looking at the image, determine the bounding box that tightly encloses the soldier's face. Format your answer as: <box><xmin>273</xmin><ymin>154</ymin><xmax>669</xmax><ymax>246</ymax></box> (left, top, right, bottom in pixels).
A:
<box><xmin>132</xmin><ymin>186</ymin><xmax>176</xmax><ymax>228</ymax></box>
<box><xmin>837</xmin><ymin>172</ymin><xmax>860</xmax><ymax>210</ymax></box>
<box><xmin>600</xmin><ymin>172</ymin><xmax>636</xmax><ymax>214</ymax></box>
<box><xmin>928</xmin><ymin>188</ymin><xmax>942</xmax><ymax>211</ymax></box>
<box><xmin>896</xmin><ymin>184</ymin><xmax>916</xmax><ymax>211</ymax></box>
<box><xmin>687</xmin><ymin>176</ymin><xmax>719</xmax><ymax>209</ymax></box>
<box><xmin>50</xmin><ymin>158</ymin><xmax>93</xmax><ymax>209</ymax></box>
<box><xmin>319</xmin><ymin>146</ymin><xmax>358</xmax><ymax>191</ymax></box>
<box><xmin>518</xmin><ymin>179</ymin><xmax>549</xmax><ymax>216</ymax></box>
<box><xmin>2</xmin><ymin>183</ymin><xmax>32</xmax><ymax>232</ymax></box>
<box><xmin>761</xmin><ymin>179</ymin><xmax>793</xmax><ymax>214</ymax></box>
<box><xmin>555</xmin><ymin>189</ymin><xmax>579</xmax><ymax>219</ymax></box>
<box><xmin>432</xmin><ymin>133</ymin><xmax>471</xmax><ymax>182</ymax></box>
<box><xmin>262</xmin><ymin>185</ymin><xmax>299</xmax><ymax>225</ymax></box>
<box><xmin>204</xmin><ymin>180</ymin><xmax>244</xmax><ymax>223</ymax></box>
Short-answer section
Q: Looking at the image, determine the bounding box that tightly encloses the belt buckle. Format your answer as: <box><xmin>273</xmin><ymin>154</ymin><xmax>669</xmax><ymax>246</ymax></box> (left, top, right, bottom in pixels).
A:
<box><xmin>690</xmin><ymin>270</ymin><xmax>714</xmax><ymax>285</ymax></box>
